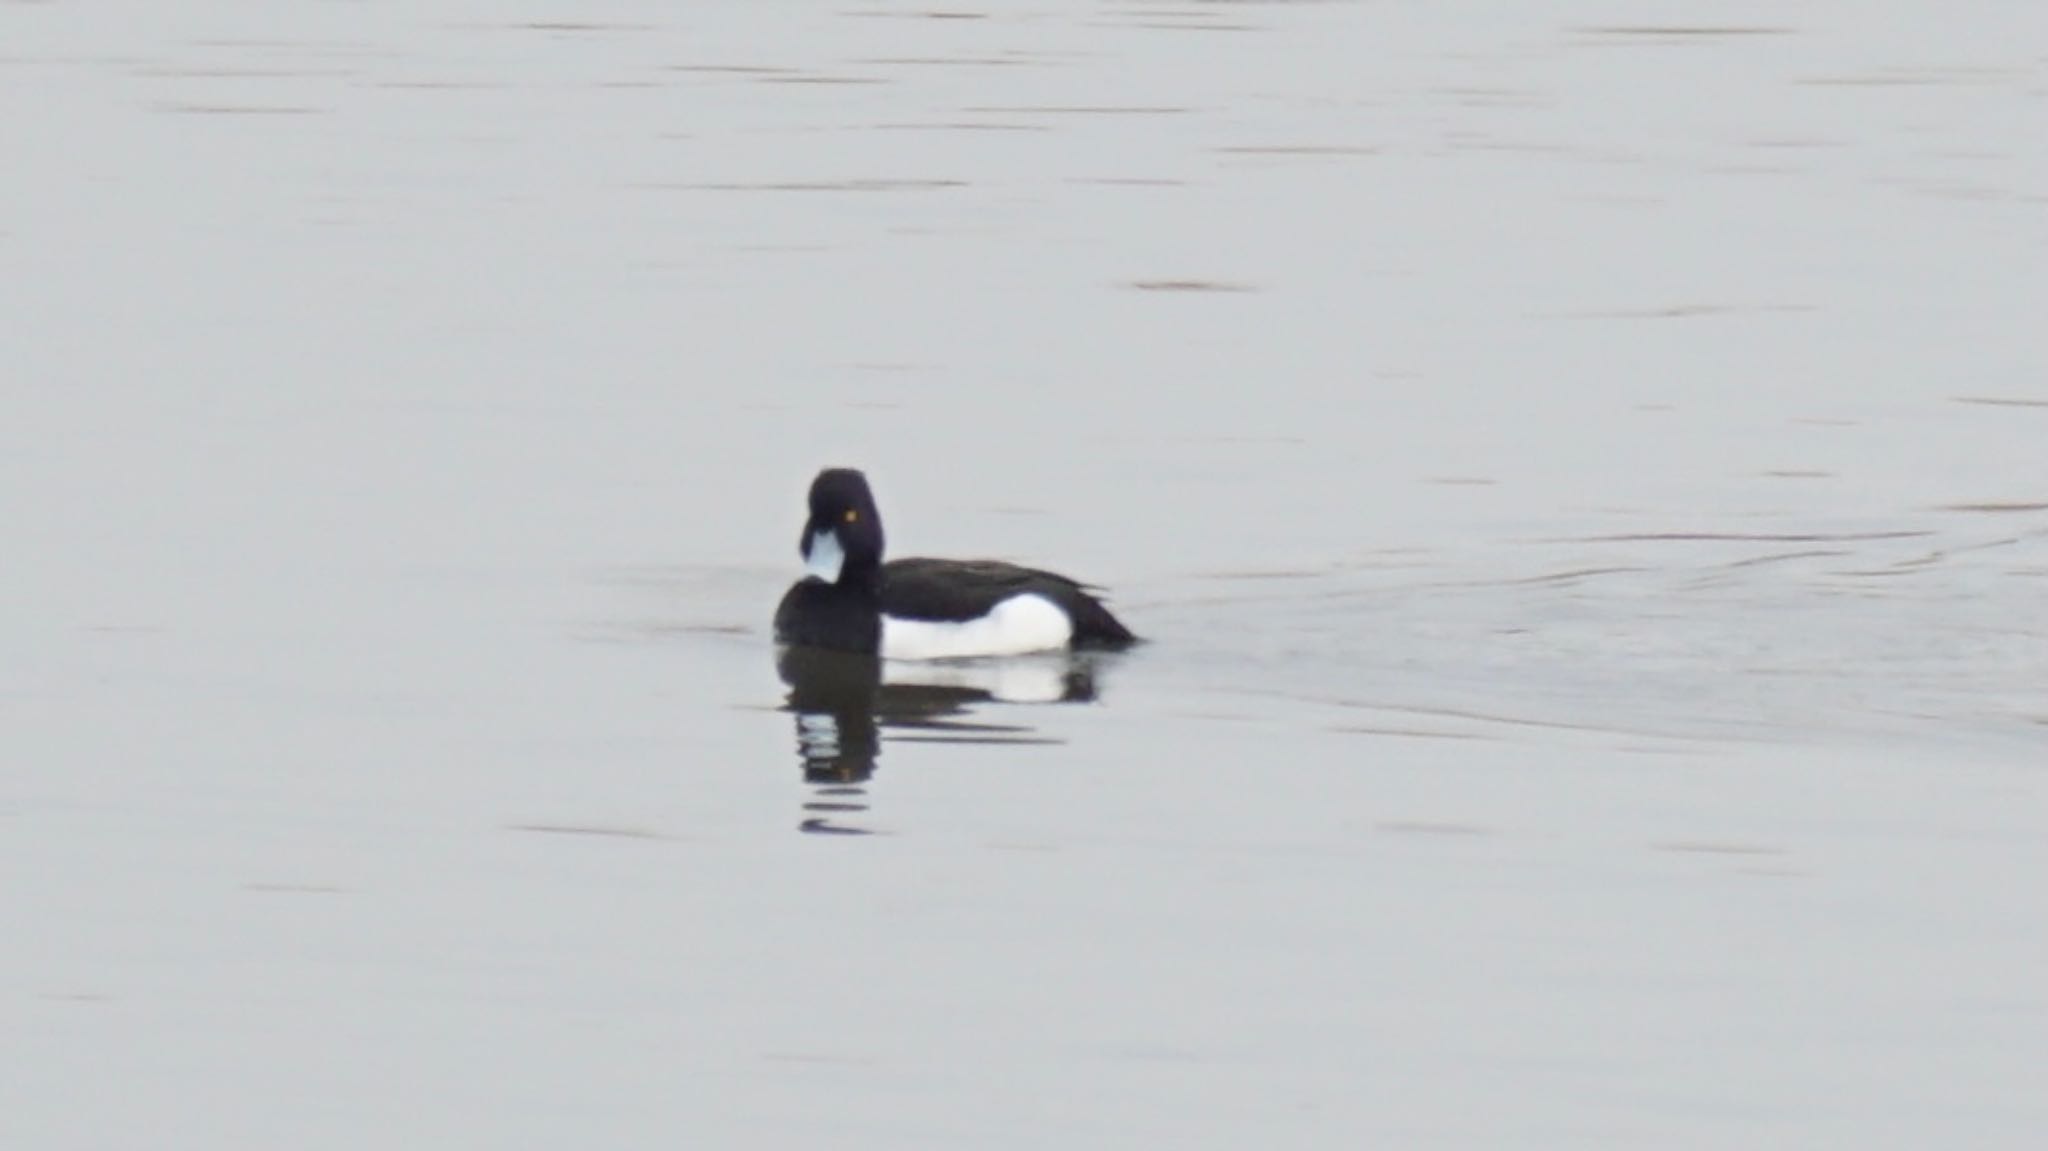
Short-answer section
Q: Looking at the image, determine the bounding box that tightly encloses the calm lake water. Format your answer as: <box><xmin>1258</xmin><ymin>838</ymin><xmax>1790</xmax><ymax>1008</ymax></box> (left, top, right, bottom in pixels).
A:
<box><xmin>6</xmin><ymin>3</ymin><xmax>2046</xmax><ymax>1147</ymax></box>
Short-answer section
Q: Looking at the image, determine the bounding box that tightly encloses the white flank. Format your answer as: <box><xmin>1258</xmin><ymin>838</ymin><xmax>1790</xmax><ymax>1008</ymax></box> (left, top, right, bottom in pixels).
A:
<box><xmin>880</xmin><ymin>593</ymin><xmax>1073</xmax><ymax>661</ymax></box>
<box><xmin>803</xmin><ymin>528</ymin><xmax>844</xmax><ymax>583</ymax></box>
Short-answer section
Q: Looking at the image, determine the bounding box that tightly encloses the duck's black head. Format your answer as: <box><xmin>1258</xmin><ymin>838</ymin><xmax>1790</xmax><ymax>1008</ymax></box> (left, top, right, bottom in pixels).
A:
<box><xmin>799</xmin><ymin>467</ymin><xmax>886</xmax><ymax>583</ymax></box>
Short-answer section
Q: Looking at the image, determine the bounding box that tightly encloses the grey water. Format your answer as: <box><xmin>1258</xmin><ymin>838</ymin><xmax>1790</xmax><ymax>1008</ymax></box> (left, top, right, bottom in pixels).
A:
<box><xmin>5</xmin><ymin>4</ymin><xmax>2047</xmax><ymax>1147</ymax></box>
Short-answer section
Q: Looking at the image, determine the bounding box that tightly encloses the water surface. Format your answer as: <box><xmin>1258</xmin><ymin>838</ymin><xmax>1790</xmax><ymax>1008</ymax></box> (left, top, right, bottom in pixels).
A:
<box><xmin>5</xmin><ymin>3</ymin><xmax>2047</xmax><ymax>1147</ymax></box>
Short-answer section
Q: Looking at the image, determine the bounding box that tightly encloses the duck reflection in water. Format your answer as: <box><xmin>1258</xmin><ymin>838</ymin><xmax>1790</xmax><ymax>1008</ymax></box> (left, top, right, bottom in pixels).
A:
<box><xmin>776</xmin><ymin>645</ymin><xmax>1109</xmax><ymax>835</ymax></box>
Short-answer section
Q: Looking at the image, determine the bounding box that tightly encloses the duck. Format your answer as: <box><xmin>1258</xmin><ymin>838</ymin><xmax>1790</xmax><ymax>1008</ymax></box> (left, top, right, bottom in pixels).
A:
<box><xmin>773</xmin><ymin>468</ymin><xmax>1137</xmax><ymax>659</ymax></box>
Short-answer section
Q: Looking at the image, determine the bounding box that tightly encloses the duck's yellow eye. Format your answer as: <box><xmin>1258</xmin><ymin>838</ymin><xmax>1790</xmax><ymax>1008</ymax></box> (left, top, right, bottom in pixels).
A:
<box><xmin>843</xmin><ymin>509</ymin><xmax>859</xmax><ymax>523</ymax></box>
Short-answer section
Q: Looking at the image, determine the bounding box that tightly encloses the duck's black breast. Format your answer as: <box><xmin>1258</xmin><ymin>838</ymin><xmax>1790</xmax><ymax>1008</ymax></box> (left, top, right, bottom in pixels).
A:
<box><xmin>880</xmin><ymin>558</ymin><xmax>1137</xmax><ymax>648</ymax></box>
<box><xmin>774</xmin><ymin>578</ymin><xmax>882</xmax><ymax>654</ymax></box>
